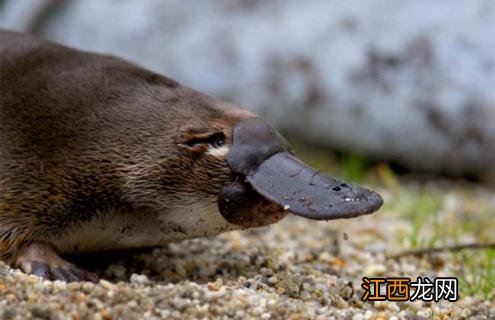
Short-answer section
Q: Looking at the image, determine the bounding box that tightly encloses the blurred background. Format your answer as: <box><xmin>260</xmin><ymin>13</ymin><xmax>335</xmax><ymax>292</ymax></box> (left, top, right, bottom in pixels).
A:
<box><xmin>1</xmin><ymin>0</ymin><xmax>494</xmax><ymax>179</ymax></box>
<box><xmin>1</xmin><ymin>0</ymin><xmax>495</xmax><ymax>307</ymax></box>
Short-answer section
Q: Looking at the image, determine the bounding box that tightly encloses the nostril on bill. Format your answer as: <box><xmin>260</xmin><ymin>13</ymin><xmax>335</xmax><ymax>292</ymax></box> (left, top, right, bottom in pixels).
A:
<box><xmin>331</xmin><ymin>183</ymin><xmax>350</xmax><ymax>192</ymax></box>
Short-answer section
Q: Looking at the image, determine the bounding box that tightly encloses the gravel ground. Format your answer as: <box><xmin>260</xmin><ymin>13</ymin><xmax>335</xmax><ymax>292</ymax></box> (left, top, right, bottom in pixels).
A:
<box><xmin>1</xmin><ymin>180</ymin><xmax>494</xmax><ymax>319</ymax></box>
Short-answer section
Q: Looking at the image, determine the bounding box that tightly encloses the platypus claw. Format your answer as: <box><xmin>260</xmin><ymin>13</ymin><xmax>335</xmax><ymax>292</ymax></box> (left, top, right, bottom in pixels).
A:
<box><xmin>34</xmin><ymin>262</ymin><xmax>99</xmax><ymax>283</ymax></box>
<box><xmin>15</xmin><ymin>242</ymin><xmax>99</xmax><ymax>283</ymax></box>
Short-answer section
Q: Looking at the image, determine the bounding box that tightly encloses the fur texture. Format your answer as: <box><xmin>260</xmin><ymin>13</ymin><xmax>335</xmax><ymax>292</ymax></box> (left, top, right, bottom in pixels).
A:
<box><xmin>0</xmin><ymin>30</ymin><xmax>287</xmax><ymax>266</ymax></box>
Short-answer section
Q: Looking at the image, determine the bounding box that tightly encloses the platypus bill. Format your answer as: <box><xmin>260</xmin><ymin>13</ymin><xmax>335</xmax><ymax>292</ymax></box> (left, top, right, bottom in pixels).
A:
<box><xmin>0</xmin><ymin>30</ymin><xmax>383</xmax><ymax>282</ymax></box>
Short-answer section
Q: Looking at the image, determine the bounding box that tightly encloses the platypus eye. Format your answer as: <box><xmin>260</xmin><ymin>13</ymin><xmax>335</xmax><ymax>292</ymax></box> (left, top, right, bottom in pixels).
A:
<box><xmin>210</xmin><ymin>133</ymin><xmax>226</xmax><ymax>148</ymax></box>
<box><xmin>184</xmin><ymin>132</ymin><xmax>226</xmax><ymax>149</ymax></box>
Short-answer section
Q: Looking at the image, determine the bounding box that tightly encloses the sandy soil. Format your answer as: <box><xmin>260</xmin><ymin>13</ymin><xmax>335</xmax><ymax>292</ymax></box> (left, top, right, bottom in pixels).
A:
<box><xmin>0</xmin><ymin>181</ymin><xmax>494</xmax><ymax>319</ymax></box>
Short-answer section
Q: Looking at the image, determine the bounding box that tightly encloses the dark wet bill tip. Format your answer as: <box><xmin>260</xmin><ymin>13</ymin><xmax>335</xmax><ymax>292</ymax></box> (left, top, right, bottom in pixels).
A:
<box><xmin>246</xmin><ymin>152</ymin><xmax>383</xmax><ymax>220</ymax></box>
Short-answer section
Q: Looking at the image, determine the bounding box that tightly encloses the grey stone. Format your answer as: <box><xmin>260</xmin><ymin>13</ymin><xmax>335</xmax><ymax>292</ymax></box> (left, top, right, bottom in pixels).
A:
<box><xmin>2</xmin><ymin>0</ymin><xmax>494</xmax><ymax>175</ymax></box>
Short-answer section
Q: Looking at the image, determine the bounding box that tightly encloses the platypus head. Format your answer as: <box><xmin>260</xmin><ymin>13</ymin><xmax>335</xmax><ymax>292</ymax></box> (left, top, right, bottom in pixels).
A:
<box><xmin>217</xmin><ymin>117</ymin><xmax>383</xmax><ymax>225</ymax></box>
<box><xmin>138</xmin><ymin>82</ymin><xmax>383</xmax><ymax>237</ymax></box>
<box><xmin>90</xmin><ymin>62</ymin><xmax>384</xmax><ymax>241</ymax></box>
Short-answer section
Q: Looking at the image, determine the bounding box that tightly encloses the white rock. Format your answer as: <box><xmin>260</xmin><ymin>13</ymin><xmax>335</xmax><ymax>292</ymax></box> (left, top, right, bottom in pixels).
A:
<box><xmin>10</xmin><ymin>0</ymin><xmax>493</xmax><ymax>176</ymax></box>
<box><xmin>363</xmin><ymin>264</ymin><xmax>387</xmax><ymax>276</ymax></box>
<box><xmin>130</xmin><ymin>273</ymin><xmax>150</xmax><ymax>285</ymax></box>
<box><xmin>352</xmin><ymin>313</ymin><xmax>365</xmax><ymax>320</ymax></box>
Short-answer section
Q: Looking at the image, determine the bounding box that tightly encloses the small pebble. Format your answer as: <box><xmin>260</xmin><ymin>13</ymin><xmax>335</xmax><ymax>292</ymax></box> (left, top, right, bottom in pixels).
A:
<box><xmin>267</xmin><ymin>277</ymin><xmax>278</xmax><ymax>284</ymax></box>
<box><xmin>363</xmin><ymin>264</ymin><xmax>387</xmax><ymax>276</ymax></box>
<box><xmin>0</xmin><ymin>183</ymin><xmax>491</xmax><ymax>319</ymax></box>
<box><xmin>106</xmin><ymin>264</ymin><xmax>127</xmax><ymax>278</ymax></box>
<box><xmin>352</xmin><ymin>314</ymin><xmax>364</xmax><ymax>320</ymax></box>
<box><xmin>130</xmin><ymin>274</ymin><xmax>150</xmax><ymax>285</ymax></box>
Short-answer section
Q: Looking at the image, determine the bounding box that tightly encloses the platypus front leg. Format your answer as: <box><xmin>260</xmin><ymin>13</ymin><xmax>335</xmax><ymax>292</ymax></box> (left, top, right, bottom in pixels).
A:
<box><xmin>14</xmin><ymin>242</ymin><xmax>98</xmax><ymax>282</ymax></box>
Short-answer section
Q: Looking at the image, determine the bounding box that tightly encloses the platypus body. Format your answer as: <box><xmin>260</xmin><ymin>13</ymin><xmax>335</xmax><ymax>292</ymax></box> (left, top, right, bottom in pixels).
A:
<box><xmin>0</xmin><ymin>30</ymin><xmax>382</xmax><ymax>282</ymax></box>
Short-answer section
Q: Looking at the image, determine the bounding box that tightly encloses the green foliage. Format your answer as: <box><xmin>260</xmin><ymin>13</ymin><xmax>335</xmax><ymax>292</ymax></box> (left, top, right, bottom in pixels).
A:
<box><xmin>341</xmin><ymin>153</ymin><xmax>369</xmax><ymax>183</ymax></box>
<box><xmin>383</xmin><ymin>186</ymin><xmax>444</xmax><ymax>248</ymax></box>
<box><xmin>455</xmin><ymin>249</ymin><xmax>495</xmax><ymax>301</ymax></box>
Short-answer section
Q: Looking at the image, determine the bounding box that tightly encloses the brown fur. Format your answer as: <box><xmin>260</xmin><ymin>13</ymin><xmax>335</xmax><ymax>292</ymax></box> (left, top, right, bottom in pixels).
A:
<box><xmin>0</xmin><ymin>30</ymin><xmax>285</xmax><ymax>272</ymax></box>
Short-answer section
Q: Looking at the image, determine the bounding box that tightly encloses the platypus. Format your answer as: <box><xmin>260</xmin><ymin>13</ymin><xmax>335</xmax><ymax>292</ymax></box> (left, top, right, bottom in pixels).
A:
<box><xmin>0</xmin><ymin>30</ymin><xmax>383</xmax><ymax>282</ymax></box>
